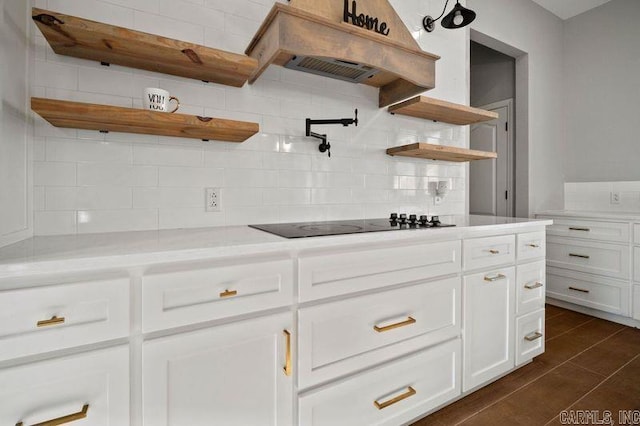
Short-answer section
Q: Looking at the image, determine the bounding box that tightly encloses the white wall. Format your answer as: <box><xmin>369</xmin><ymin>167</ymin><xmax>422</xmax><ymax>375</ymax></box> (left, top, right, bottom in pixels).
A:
<box><xmin>563</xmin><ymin>0</ymin><xmax>640</xmax><ymax>182</ymax></box>
<box><xmin>468</xmin><ymin>0</ymin><xmax>566</xmax><ymax>216</ymax></box>
<box><xmin>0</xmin><ymin>0</ymin><xmax>33</xmax><ymax>247</ymax></box>
<box><xmin>30</xmin><ymin>0</ymin><xmax>469</xmax><ymax>236</ymax></box>
<box><xmin>565</xmin><ymin>181</ymin><xmax>640</xmax><ymax>213</ymax></box>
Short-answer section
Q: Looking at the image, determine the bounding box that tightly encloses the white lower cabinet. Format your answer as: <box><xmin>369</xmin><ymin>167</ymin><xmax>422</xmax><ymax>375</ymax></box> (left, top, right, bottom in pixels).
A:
<box><xmin>463</xmin><ymin>267</ymin><xmax>515</xmax><ymax>392</ymax></box>
<box><xmin>142</xmin><ymin>312</ymin><xmax>293</xmax><ymax>426</ymax></box>
<box><xmin>634</xmin><ymin>285</ymin><xmax>640</xmax><ymax>321</ymax></box>
<box><xmin>515</xmin><ymin>309</ymin><xmax>545</xmax><ymax>366</ymax></box>
<box><xmin>298</xmin><ymin>339</ymin><xmax>461</xmax><ymax>426</ymax></box>
<box><xmin>0</xmin><ymin>345</ymin><xmax>129</xmax><ymax>425</ymax></box>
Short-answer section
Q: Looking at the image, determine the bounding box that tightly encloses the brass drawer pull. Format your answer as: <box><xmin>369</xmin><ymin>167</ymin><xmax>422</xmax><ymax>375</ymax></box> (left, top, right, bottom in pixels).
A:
<box><xmin>374</xmin><ymin>317</ymin><xmax>416</xmax><ymax>333</ymax></box>
<box><xmin>524</xmin><ymin>281</ymin><xmax>543</xmax><ymax>290</ymax></box>
<box><xmin>488</xmin><ymin>249</ymin><xmax>500</xmax><ymax>254</ymax></box>
<box><xmin>36</xmin><ymin>315</ymin><xmax>65</xmax><ymax>328</ymax></box>
<box><xmin>484</xmin><ymin>274</ymin><xmax>506</xmax><ymax>282</ymax></box>
<box><xmin>527</xmin><ymin>243</ymin><xmax>540</xmax><ymax>248</ymax></box>
<box><xmin>569</xmin><ymin>227</ymin><xmax>590</xmax><ymax>232</ymax></box>
<box><xmin>569</xmin><ymin>253</ymin><xmax>590</xmax><ymax>259</ymax></box>
<box><xmin>524</xmin><ymin>331</ymin><xmax>543</xmax><ymax>342</ymax></box>
<box><xmin>283</xmin><ymin>330</ymin><xmax>292</xmax><ymax>377</ymax></box>
<box><xmin>569</xmin><ymin>286</ymin><xmax>590</xmax><ymax>294</ymax></box>
<box><xmin>219</xmin><ymin>289</ymin><xmax>238</xmax><ymax>298</ymax></box>
<box><xmin>374</xmin><ymin>386</ymin><xmax>417</xmax><ymax>410</ymax></box>
<box><xmin>16</xmin><ymin>403</ymin><xmax>89</xmax><ymax>426</ymax></box>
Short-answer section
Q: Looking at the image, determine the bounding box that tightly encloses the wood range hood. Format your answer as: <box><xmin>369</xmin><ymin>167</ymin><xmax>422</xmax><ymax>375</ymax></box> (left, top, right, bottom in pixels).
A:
<box><xmin>245</xmin><ymin>0</ymin><xmax>440</xmax><ymax>108</ymax></box>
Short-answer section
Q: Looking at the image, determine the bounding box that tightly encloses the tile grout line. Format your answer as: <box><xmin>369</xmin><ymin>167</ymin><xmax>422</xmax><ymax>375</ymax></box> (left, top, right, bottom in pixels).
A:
<box><xmin>545</xmin><ymin>317</ymin><xmax>597</xmax><ymax>342</ymax></box>
<box><xmin>542</xmin><ymin>353</ymin><xmax>640</xmax><ymax>426</ymax></box>
<box><xmin>453</xmin><ymin>326</ymin><xmax>627</xmax><ymax>426</ymax></box>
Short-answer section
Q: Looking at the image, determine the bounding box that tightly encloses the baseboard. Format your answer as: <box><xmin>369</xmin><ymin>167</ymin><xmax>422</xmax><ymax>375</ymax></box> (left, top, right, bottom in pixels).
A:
<box><xmin>546</xmin><ymin>297</ymin><xmax>640</xmax><ymax>329</ymax></box>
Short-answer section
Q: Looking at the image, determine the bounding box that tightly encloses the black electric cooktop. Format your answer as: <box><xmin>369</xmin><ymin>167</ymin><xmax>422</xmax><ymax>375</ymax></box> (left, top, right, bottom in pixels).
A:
<box><xmin>249</xmin><ymin>215</ymin><xmax>455</xmax><ymax>239</ymax></box>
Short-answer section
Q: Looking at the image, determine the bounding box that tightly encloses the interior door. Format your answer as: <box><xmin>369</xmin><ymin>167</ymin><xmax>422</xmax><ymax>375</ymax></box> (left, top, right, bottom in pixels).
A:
<box><xmin>470</xmin><ymin>101</ymin><xmax>511</xmax><ymax>216</ymax></box>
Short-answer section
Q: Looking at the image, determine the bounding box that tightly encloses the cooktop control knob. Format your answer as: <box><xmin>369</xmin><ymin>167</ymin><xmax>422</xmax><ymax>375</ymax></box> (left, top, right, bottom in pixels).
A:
<box><xmin>430</xmin><ymin>216</ymin><xmax>441</xmax><ymax>226</ymax></box>
<box><xmin>409</xmin><ymin>214</ymin><xmax>417</xmax><ymax>224</ymax></box>
<box><xmin>390</xmin><ymin>213</ymin><xmax>398</xmax><ymax>221</ymax></box>
<box><xmin>399</xmin><ymin>214</ymin><xmax>407</xmax><ymax>224</ymax></box>
<box><xmin>419</xmin><ymin>215</ymin><xmax>429</xmax><ymax>226</ymax></box>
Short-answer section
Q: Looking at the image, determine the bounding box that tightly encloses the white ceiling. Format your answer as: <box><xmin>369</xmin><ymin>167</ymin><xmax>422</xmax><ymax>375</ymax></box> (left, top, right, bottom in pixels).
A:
<box><xmin>530</xmin><ymin>0</ymin><xmax>613</xmax><ymax>20</ymax></box>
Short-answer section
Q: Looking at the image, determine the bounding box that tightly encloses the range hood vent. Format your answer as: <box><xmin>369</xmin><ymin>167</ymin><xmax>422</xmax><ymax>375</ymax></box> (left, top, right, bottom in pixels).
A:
<box><xmin>245</xmin><ymin>1</ymin><xmax>440</xmax><ymax>107</ymax></box>
<box><xmin>285</xmin><ymin>56</ymin><xmax>379</xmax><ymax>83</ymax></box>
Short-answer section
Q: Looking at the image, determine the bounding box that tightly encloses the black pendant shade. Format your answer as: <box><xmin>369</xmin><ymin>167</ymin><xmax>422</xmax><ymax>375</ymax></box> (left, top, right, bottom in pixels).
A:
<box><xmin>441</xmin><ymin>1</ymin><xmax>476</xmax><ymax>29</ymax></box>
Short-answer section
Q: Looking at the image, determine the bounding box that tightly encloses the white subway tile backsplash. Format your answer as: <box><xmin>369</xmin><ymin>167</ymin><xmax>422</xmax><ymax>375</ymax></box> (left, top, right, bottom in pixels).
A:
<box><xmin>31</xmin><ymin>0</ymin><xmax>467</xmax><ymax>236</ymax></box>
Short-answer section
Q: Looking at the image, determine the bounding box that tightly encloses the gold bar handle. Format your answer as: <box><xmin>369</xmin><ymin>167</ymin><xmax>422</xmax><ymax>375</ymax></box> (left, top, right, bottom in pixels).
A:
<box><xmin>569</xmin><ymin>286</ymin><xmax>590</xmax><ymax>294</ymax></box>
<box><xmin>488</xmin><ymin>249</ymin><xmax>500</xmax><ymax>254</ymax></box>
<box><xmin>16</xmin><ymin>404</ymin><xmax>89</xmax><ymax>426</ymax></box>
<box><xmin>283</xmin><ymin>330</ymin><xmax>292</xmax><ymax>377</ymax></box>
<box><xmin>569</xmin><ymin>253</ymin><xmax>590</xmax><ymax>259</ymax></box>
<box><xmin>219</xmin><ymin>289</ymin><xmax>238</xmax><ymax>298</ymax></box>
<box><xmin>524</xmin><ymin>281</ymin><xmax>543</xmax><ymax>290</ymax></box>
<box><xmin>36</xmin><ymin>315</ymin><xmax>65</xmax><ymax>328</ymax></box>
<box><xmin>569</xmin><ymin>227</ymin><xmax>590</xmax><ymax>232</ymax></box>
<box><xmin>484</xmin><ymin>274</ymin><xmax>506</xmax><ymax>282</ymax></box>
<box><xmin>374</xmin><ymin>387</ymin><xmax>417</xmax><ymax>410</ymax></box>
<box><xmin>374</xmin><ymin>316</ymin><xmax>416</xmax><ymax>333</ymax></box>
<box><xmin>524</xmin><ymin>331</ymin><xmax>543</xmax><ymax>342</ymax></box>
<box><xmin>527</xmin><ymin>243</ymin><xmax>540</xmax><ymax>248</ymax></box>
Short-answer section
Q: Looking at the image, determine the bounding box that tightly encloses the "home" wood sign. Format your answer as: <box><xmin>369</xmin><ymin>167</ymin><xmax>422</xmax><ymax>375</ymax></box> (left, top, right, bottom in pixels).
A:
<box><xmin>343</xmin><ymin>0</ymin><xmax>390</xmax><ymax>36</ymax></box>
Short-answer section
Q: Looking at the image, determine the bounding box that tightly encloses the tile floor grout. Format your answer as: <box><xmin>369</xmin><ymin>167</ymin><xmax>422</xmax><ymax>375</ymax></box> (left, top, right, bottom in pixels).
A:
<box><xmin>452</xmin><ymin>319</ymin><xmax>629</xmax><ymax>425</ymax></box>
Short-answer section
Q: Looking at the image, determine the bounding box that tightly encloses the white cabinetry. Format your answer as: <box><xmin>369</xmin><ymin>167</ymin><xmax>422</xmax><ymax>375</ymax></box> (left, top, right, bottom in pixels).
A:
<box><xmin>0</xmin><ymin>346</ymin><xmax>129</xmax><ymax>425</ymax></box>
<box><xmin>463</xmin><ymin>267</ymin><xmax>515</xmax><ymax>391</ymax></box>
<box><xmin>143</xmin><ymin>312</ymin><xmax>293</xmax><ymax>426</ymax></box>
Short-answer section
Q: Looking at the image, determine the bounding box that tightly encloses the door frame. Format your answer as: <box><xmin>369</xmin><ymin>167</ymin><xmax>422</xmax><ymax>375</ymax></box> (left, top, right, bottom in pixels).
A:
<box><xmin>475</xmin><ymin>99</ymin><xmax>514</xmax><ymax>217</ymax></box>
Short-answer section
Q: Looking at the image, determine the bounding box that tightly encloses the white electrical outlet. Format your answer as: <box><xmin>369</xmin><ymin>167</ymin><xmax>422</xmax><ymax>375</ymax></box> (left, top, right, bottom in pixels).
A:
<box><xmin>205</xmin><ymin>188</ymin><xmax>221</xmax><ymax>212</ymax></box>
<box><xmin>434</xmin><ymin>196</ymin><xmax>443</xmax><ymax>206</ymax></box>
<box><xmin>610</xmin><ymin>191</ymin><xmax>621</xmax><ymax>205</ymax></box>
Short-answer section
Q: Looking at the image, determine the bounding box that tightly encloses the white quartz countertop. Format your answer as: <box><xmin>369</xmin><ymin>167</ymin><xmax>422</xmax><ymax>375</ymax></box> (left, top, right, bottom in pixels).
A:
<box><xmin>0</xmin><ymin>215</ymin><xmax>551</xmax><ymax>278</ymax></box>
<box><xmin>537</xmin><ymin>210</ymin><xmax>640</xmax><ymax>221</ymax></box>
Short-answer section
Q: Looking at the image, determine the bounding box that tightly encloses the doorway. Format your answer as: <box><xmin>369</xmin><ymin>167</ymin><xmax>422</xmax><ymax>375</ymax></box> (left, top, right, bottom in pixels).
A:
<box><xmin>469</xmin><ymin>40</ymin><xmax>517</xmax><ymax>217</ymax></box>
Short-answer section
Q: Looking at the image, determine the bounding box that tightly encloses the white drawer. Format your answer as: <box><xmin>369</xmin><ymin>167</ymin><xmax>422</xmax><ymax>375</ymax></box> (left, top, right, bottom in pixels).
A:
<box><xmin>547</xmin><ymin>236</ymin><xmax>630</xmax><ymax>279</ymax></box>
<box><xmin>463</xmin><ymin>235</ymin><xmax>515</xmax><ymax>271</ymax></box>
<box><xmin>546</xmin><ymin>267</ymin><xmax>631</xmax><ymax>316</ymax></box>
<box><xmin>515</xmin><ymin>309</ymin><xmax>545</xmax><ymax>366</ymax></box>
<box><xmin>517</xmin><ymin>231</ymin><xmax>545</xmax><ymax>263</ymax></box>
<box><xmin>298</xmin><ymin>277</ymin><xmax>460</xmax><ymax>389</ymax></box>
<box><xmin>635</xmin><ymin>247</ymin><xmax>640</xmax><ymax>282</ymax></box>
<box><xmin>542</xmin><ymin>217</ymin><xmax>630</xmax><ymax>243</ymax></box>
<box><xmin>0</xmin><ymin>278</ymin><xmax>129</xmax><ymax>361</ymax></box>
<box><xmin>143</xmin><ymin>258</ymin><xmax>294</xmax><ymax>332</ymax></box>
<box><xmin>634</xmin><ymin>224</ymin><xmax>640</xmax><ymax>245</ymax></box>
<box><xmin>0</xmin><ymin>345</ymin><xmax>129</xmax><ymax>425</ymax></box>
<box><xmin>299</xmin><ymin>240</ymin><xmax>461</xmax><ymax>302</ymax></box>
<box><xmin>298</xmin><ymin>339</ymin><xmax>461</xmax><ymax>426</ymax></box>
<box><xmin>516</xmin><ymin>261</ymin><xmax>545</xmax><ymax>316</ymax></box>
<box><xmin>634</xmin><ymin>285</ymin><xmax>640</xmax><ymax>321</ymax></box>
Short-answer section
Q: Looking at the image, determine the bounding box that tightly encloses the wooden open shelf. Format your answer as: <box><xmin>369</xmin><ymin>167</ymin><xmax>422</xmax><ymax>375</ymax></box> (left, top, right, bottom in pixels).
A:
<box><xmin>388</xmin><ymin>96</ymin><xmax>498</xmax><ymax>125</ymax></box>
<box><xmin>386</xmin><ymin>143</ymin><xmax>497</xmax><ymax>162</ymax></box>
<box><xmin>32</xmin><ymin>98</ymin><xmax>259</xmax><ymax>142</ymax></box>
<box><xmin>32</xmin><ymin>8</ymin><xmax>258</xmax><ymax>87</ymax></box>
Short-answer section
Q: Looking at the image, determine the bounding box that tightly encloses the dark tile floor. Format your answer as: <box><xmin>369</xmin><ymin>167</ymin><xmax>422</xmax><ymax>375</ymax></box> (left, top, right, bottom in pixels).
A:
<box><xmin>412</xmin><ymin>305</ymin><xmax>640</xmax><ymax>426</ymax></box>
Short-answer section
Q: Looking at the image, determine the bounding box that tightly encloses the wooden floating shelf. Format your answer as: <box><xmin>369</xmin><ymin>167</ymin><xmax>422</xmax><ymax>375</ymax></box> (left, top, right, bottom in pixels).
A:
<box><xmin>388</xmin><ymin>96</ymin><xmax>499</xmax><ymax>125</ymax></box>
<box><xmin>32</xmin><ymin>98</ymin><xmax>259</xmax><ymax>143</ymax></box>
<box><xmin>32</xmin><ymin>8</ymin><xmax>258</xmax><ymax>87</ymax></box>
<box><xmin>386</xmin><ymin>143</ymin><xmax>497</xmax><ymax>162</ymax></box>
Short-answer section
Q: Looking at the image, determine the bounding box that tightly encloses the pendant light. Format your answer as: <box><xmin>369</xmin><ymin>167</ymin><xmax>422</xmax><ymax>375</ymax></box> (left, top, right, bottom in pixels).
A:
<box><xmin>423</xmin><ymin>0</ymin><xmax>477</xmax><ymax>32</ymax></box>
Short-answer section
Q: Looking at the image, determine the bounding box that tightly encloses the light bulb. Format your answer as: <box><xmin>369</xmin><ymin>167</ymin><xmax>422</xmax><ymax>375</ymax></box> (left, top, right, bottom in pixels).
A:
<box><xmin>453</xmin><ymin>11</ymin><xmax>464</xmax><ymax>26</ymax></box>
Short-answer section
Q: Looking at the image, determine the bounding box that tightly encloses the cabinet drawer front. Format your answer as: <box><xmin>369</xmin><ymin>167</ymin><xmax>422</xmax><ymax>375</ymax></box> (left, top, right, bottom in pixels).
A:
<box><xmin>635</xmin><ymin>247</ymin><xmax>640</xmax><ymax>282</ymax></box>
<box><xmin>463</xmin><ymin>266</ymin><xmax>515</xmax><ymax>392</ymax></box>
<box><xmin>0</xmin><ymin>345</ymin><xmax>129</xmax><ymax>425</ymax></box>
<box><xmin>518</xmin><ymin>231</ymin><xmax>545</xmax><ymax>263</ymax></box>
<box><xmin>515</xmin><ymin>309</ymin><xmax>545</xmax><ymax>366</ymax></box>
<box><xmin>143</xmin><ymin>312</ymin><xmax>293</xmax><ymax>426</ymax></box>
<box><xmin>546</xmin><ymin>237</ymin><xmax>630</xmax><ymax>279</ymax></box>
<box><xmin>298</xmin><ymin>277</ymin><xmax>460</xmax><ymax>389</ymax></box>
<box><xmin>463</xmin><ymin>235</ymin><xmax>515</xmax><ymax>271</ymax></box>
<box><xmin>546</xmin><ymin>267</ymin><xmax>631</xmax><ymax>316</ymax></box>
<box><xmin>143</xmin><ymin>258</ymin><xmax>294</xmax><ymax>332</ymax></box>
<box><xmin>299</xmin><ymin>240</ymin><xmax>461</xmax><ymax>302</ymax></box>
<box><xmin>299</xmin><ymin>339</ymin><xmax>461</xmax><ymax>426</ymax></box>
<box><xmin>516</xmin><ymin>261</ymin><xmax>545</xmax><ymax>316</ymax></box>
<box><xmin>634</xmin><ymin>285</ymin><xmax>640</xmax><ymax>322</ymax></box>
<box><xmin>0</xmin><ymin>278</ymin><xmax>129</xmax><ymax>361</ymax></box>
<box><xmin>635</xmin><ymin>224</ymin><xmax>640</xmax><ymax>245</ymax></box>
<box><xmin>542</xmin><ymin>217</ymin><xmax>630</xmax><ymax>243</ymax></box>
